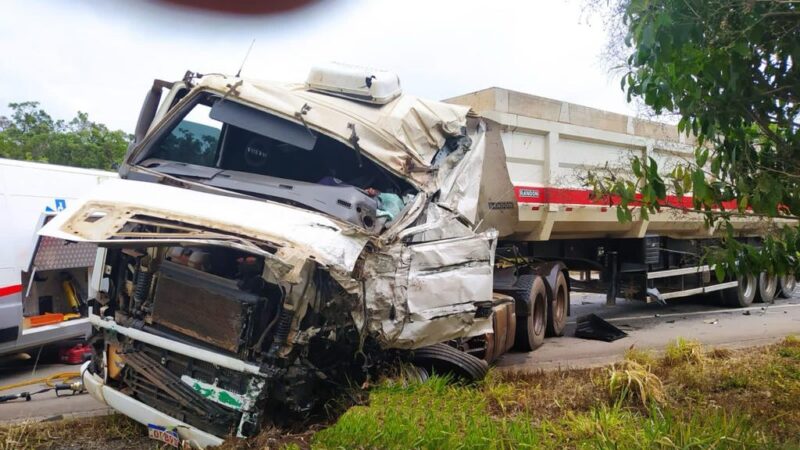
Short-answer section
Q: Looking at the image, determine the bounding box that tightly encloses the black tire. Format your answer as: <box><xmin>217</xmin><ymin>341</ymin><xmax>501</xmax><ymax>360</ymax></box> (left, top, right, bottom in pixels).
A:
<box><xmin>778</xmin><ymin>275</ymin><xmax>797</xmax><ymax>299</ymax></box>
<box><xmin>410</xmin><ymin>343</ymin><xmax>489</xmax><ymax>382</ymax></box>
<box><xmin>512</xmin><ymin>275</ymin><xmax>548</xmax><ymax>352</ymax></box>
<box><xmin>755</xmin><ymin>272</ymin><xmax>778</xmax><ymax>303</ymax></box>
<box><xmin>546</xmin><ymin>271</ymin><xmax>569</xmax><ymax>337</ymax></box>
<box><xmin>721</xmin><ymin>273</ymin><xmax>757</xmax><ymax>307</ymax></box>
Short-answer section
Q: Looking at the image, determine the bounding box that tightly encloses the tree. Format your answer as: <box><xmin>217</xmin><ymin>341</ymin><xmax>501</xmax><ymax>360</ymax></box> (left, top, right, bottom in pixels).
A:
<box><xmin>588</xmin><ymin>0</ymin><xmax>800</xmax><ymax>279</ymax></box>
<box><xmin>0</xmin><ymin>102</ymin><xmax>131</xmax><ymax>170</ymax></box>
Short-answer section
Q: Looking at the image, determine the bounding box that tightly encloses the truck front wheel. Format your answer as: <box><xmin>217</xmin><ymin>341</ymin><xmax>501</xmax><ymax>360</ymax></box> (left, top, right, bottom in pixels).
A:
<box><xmin>546</xmin><ymin>271</ymin><xmax>569</xmax><ymax>337</ymax></box>
<box><xmin>513</xmin><ymin>275</ymin><xmax>547</xmax><ymax>351</ymax></box>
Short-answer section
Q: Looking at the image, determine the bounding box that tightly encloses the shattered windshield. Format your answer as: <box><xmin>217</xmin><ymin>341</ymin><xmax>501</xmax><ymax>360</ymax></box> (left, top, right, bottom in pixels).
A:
<box><xmin>137</xmin><ymin>92</ymin><xmax>416</xmax><ymax>232</ymax></box>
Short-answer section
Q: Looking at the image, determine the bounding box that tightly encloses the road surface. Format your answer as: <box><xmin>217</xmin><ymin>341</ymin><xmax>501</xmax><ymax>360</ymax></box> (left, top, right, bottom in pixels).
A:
<box><xmin>498</xmin><ymin>291</ymin><xmax>800</xmax><ymax>370</ymax></box>
<box><xmin>0</xmin><ymin>347</ymin><xmax>111</xmax><ymax>423</ymax></box>
<box><xmin>1</xmin><ymin>292</ymin><xmax>798</xmax><ymax>423</ymax></box>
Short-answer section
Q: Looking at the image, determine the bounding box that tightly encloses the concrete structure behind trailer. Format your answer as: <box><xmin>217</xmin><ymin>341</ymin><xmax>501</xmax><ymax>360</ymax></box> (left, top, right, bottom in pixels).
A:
<box><xmin>445</xmin><ymin>88</ymin><xmax>795</xmax><ymax>345</ymax></box>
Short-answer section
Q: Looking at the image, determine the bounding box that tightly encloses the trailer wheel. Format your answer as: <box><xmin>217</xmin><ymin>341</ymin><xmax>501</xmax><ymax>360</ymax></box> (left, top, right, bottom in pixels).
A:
<box><xmin>721</xmin><ymin>273</ymin><xmax>757</xmax><ymax>307</ymax></box>
<box><xmin>410</xmin><ymin>343</ymin><xmax>489</xmax><ymax>382</ymax></box>
<box><xmin>513</xmin><ymin>275</ymin><xmax>547</xmax><ymax>352</ymax></box>
<box><xmin>778</xmin><ymin>275</ymin><xmax>796</xmax><ymax>299</ymax></box>
<box><xmin>755</xmin><ymin>272</ymin><xmax>778</xmax><ymax>303</ymax></box>
<box><xmin>546</xmin><ymin>271</ymin><xmax>569</xmax><ymax>337</ymax></box>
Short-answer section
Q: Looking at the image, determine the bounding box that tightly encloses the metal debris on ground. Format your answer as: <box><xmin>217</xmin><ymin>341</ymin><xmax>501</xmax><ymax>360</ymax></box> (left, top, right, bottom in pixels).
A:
<box><xmin>574</xmin><ymin>314</ymin><xmax>628</xmax><ymax>342</ymax></box>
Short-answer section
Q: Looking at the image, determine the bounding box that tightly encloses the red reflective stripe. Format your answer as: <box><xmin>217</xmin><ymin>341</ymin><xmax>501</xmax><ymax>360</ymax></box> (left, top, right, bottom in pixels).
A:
<box><xmin>0</xmin><ymin>284</ymin><xmax>22</xmax><ymax>297</ymax></box>
<box><xmin>514</xmin><ymin>186</ymin><xmax>740</xmax><ymax>210</ymax></box>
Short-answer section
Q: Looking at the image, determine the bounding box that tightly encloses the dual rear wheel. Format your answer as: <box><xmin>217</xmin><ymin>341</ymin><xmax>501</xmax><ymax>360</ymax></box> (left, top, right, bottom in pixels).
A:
<box><xmin>513</xmin><ymin>272</ymin><xmax>569</xmax><ymax>352</ymax></box>
<box><xmin>722</xmin><ymin>272</ymin><xmax>793</xmax><ymax>307</ymax></box>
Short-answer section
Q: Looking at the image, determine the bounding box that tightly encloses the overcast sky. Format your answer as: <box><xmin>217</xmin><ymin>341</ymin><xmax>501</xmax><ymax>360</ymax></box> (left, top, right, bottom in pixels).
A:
<box><xmin>0</xmin><ymin>0</ymin><xmax>633</xmax><ymax>133</ymax></box>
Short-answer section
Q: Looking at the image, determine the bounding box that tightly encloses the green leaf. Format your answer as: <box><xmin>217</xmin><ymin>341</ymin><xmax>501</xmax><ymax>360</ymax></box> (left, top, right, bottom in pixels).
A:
<box><xmin>632</xmin><ymin>158</ymin><xmax>642</xmax><ymax>177</ymax></box>
<box><xmin>616</xmin><ymin>206</ymin><xmax>627</xmax><ymax>223</ymax></box>
<box><xmin>696</xmin><ymin>148</ymin><xmax>709</xmax><ymax>167</ymax></box>
<box><xmin>715</xmin><ymin>264</ymin><xmax>725</xmax><ymax>282</ymax></box>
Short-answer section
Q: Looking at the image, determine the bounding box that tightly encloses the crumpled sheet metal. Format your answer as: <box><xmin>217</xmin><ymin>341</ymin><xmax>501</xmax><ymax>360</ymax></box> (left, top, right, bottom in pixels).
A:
<box><xmin>437</xmin><ymin>121</ymin><xmax>486</xmax><ymax>226</ymax></box>
<box><xmin>194</xmin><ymin>75</ymin><xmax>470</xmax><ymax>191</ymax></box>
<box><xmin>38</xmin><ymin>178</ymin><xmax>369</xmax><ymax>275</ymax></box>
<box><xmin>363</xmin><ymin>231</ymin><xmax>497</xmax><ymax>349</ymax></box>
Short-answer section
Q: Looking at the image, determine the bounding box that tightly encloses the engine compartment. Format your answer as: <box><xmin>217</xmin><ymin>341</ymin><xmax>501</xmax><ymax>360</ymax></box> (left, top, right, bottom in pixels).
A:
<box><xmin>91</xmin><ymin>242</ymin><xmax>377</xmax><ymax>437</ymax></box>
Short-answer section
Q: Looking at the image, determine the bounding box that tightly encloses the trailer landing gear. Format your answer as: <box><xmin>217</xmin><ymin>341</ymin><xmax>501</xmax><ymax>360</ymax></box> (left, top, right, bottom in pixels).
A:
<box><xmin>605</xmin><ymin>251</ymin><xmax>618</xmax><ymax>306</ymax></box>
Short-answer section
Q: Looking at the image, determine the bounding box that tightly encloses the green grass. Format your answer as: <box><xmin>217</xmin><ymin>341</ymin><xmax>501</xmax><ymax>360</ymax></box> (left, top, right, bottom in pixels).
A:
<box><xmin>311</xmin><ymin>337</ymin><xmax>800</xmax><ymax>449</ymax></box>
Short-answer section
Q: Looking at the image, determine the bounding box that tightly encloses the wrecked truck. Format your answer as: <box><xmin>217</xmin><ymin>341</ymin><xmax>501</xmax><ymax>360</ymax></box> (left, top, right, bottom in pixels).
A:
<box><xmin>39</xmin><ymin>64</ymin><xmax>510</xmax><ymax>447</ymax></box>
<box><xmin>39</xmin><ymin>63</ymin><xmax>784</xmax><ymax>447</ymax></box>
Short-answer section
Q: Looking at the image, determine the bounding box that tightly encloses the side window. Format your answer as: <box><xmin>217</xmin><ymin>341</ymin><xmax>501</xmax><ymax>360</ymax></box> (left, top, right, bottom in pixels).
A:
<box><xmin>151</xmin><ymin>101</ymin><xmax>223</xmax><ymax>167</ymax></box>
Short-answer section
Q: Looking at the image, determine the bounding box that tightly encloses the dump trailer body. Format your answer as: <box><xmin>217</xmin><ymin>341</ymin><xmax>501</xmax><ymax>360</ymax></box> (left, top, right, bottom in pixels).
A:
<box><xmin>445</xmin><ymin>88</ymin><xmax>767</xmax><ymax>241</ymax></box>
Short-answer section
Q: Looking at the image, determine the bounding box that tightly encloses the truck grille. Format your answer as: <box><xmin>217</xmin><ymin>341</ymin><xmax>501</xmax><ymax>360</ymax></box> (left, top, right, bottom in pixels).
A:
<box><xmin>121</xmin><ymin>347</ymin><xmax>241</xmax><ymax>437</ymax></box>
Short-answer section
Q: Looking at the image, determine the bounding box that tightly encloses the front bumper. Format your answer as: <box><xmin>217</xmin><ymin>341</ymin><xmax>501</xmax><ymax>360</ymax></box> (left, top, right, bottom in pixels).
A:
<box><xmin>81</xmin><ymin>361</ymin><xmax>225</xmax><ymax>449</ymax></box>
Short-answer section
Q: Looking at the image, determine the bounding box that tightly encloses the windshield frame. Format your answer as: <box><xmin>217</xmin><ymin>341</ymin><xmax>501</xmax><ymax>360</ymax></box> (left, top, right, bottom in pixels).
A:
<box><xmin>125</xmin><ymin>88</ymin><xmax>421</xmax><ymax>235</ymax></box>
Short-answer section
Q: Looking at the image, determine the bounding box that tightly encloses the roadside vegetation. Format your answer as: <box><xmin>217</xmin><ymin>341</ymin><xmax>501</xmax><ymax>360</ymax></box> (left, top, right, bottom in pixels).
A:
<box><xmin>309</xmin><ymin>336</ymin><xmax>800</xmax><ymax>449</ymax></box>
<box><xmin>4</xmin><ymin>337</ymin><xmax>799</xmax><ymax>449</ymax></box>
<box><xmin>585</xmin><ymin>0</ymin><xmax>800</xmax><ymax>280</ymax></box>
<box><xmin>0</xmin><ymin>102</ymin><xmax>130</xmax><ymax>170</ymax></box>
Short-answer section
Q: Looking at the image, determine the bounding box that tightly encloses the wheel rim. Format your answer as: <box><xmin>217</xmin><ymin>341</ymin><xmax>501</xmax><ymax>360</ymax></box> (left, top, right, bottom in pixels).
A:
<box><xmin>759</xmin><ymin>272</ymin><xmax>778</xmax><ymax>298</ymax></box>
<box><xmin>740</xmin><ymin>274</ymin><xmax>756</xmax><ymax>300</ymax></box>
<box><xmin>533</xmin><ymin>293</ymin><xmax>545</xmax><ymax>335</ymax></box>
<box><xmin>554</xmin><ymin>285</ymin><xmax>566</xmax><ymax>323</ymax></box>
<box><xmin>781</xmin><ymin>275</ymin><xmax>797</xmax><ymax>295</ymax></box>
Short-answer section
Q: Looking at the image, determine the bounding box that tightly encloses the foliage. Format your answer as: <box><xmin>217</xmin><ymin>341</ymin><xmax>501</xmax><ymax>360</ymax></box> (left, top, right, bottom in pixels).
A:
<box><xmin>0</xmin><ymin>101</ymin><xmax>130</xmax><ymax>170</ymax></box>
<box><xmin>587</xmin><ymin>0</ymin><xmax>800</xmax><ymax>279</ymax></box>
<box><xmin>663</xmin><ymin>337</ymin><xmax>705</xmax><ymax>366</ymax></box>
<box><xmin>312</xmin><ymin>339</ymin><xmax>800</xmax><ymax>449</ymax></box>
<box><xmin>607</xmin><ymin>360</ymin><xmax>665</xmax><ymax>406</ymax></box>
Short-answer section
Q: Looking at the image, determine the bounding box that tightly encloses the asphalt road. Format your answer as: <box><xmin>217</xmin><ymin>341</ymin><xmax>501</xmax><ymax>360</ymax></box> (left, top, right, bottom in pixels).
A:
<box><xmin>1</xmin><ymin>292</ymin><xmax>798</xmax><ymax>424</ymax></box>
<box><xmin>498</xmin><ymin>291</ymin><xmax>800</xmax><ymax>370</ymax></box>
<box><xmin>0</xmin><ymin>347</ymin><xmax>111</xmax><ymax>423</ymax></box>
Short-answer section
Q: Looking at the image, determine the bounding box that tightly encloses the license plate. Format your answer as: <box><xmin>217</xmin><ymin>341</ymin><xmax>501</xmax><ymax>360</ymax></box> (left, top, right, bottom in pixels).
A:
<box><xmin>147</xmin><ymin>424</ymin><xmax>181</xmax><ymax>448</ymax></box>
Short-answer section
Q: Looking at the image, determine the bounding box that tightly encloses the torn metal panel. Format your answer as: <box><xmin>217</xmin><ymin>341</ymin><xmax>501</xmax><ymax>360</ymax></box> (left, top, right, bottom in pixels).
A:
<box><xmin>437</xmin><ymin>121</ymin><xmax>487</xmax><ymax>226</ymax></box>
<box><xmin>364</xmin><ymin>231</ymin><xmax>498</xmax><ymax>349</ymax></box>
<box><xmin>38</xmin><ymin>178</ymin><xmax>369</xmax><ymax>274</ymax></box>
<box><xmin>408</xmin><ymin>203</ymin><xmax>474</xmax><ymax>242</ymax></box>
<box><xmin>362</xmin><ymin>246</ymin><xmax>410</xmax><ymax>345</ymax></box>
<box><xmin>405</xmin><ymin>232</ymin><xmax>496</xmax><ymax>314</ymax></box>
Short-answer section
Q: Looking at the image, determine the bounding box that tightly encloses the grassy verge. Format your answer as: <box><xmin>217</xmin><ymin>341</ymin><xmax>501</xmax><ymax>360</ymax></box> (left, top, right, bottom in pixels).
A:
<box><xmin>3</xmin><ymin>337</ymin><xmax>799</xmax><ymax>449</ymax></box>
<box><xmin>0</xmin><ymin>414</ymin><xmax>154</xmax><ymax>450</ymax></box>
<box><xmin>311</xmin><ymin>336</ymin><xmax>800</xmax><ymax>449</ymax></box>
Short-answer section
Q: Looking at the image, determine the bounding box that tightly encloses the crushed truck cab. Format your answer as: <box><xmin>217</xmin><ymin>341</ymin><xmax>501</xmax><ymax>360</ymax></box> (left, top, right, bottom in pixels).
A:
<box><xmin>40</xmin><ymin>65</ymin><xmax>498</xmax><ymax>443</ymax></box>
